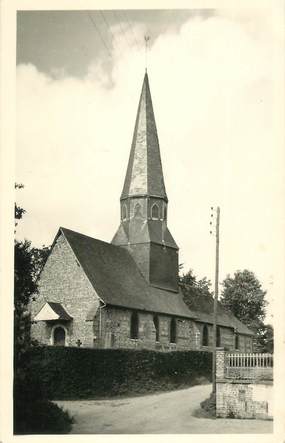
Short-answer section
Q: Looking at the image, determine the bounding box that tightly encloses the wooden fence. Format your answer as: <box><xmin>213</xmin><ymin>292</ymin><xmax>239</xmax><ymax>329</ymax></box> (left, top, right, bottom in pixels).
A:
<box><xmin>225</xmin><ymin>353</ymin><xmax>273</xmax><ymax>380</ymax></box>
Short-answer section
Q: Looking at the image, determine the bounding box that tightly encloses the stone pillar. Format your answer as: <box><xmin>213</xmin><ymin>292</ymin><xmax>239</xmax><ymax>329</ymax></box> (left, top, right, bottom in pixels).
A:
<box><xmin>216</xmin><ymin>349</ymin><xmax>226</xmax><ymax>379</ymax></box>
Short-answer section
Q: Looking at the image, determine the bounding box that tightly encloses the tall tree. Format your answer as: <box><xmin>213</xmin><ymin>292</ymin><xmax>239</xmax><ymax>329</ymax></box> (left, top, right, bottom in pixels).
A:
<box><xmin>220</xmin><ymin>270</ymin><xmax>267</xmax><ymax>328</ymax></box>
<box><xmin>179</xmin><ymin>269</ymin><xmax>213</xmax><ymax>309</ymax></box>
<box><xmin>14</xmin><ymin>185</ymin><xmax>72</xmax><ymax>434</ymax></box>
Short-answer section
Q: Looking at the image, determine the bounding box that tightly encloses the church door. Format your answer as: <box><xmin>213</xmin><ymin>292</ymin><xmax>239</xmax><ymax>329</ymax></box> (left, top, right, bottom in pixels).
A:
<box><xmin>53</xmin><ymin>326</ymin><xmax>66</xmax><ymax>346</ymax></box>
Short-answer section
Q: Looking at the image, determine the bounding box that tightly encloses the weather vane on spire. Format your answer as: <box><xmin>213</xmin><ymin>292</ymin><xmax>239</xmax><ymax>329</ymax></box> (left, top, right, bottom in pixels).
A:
<box><xmin>144</xmin><ymin>35</ymin><xmax>150</xmax><ymax>72</ymax></box>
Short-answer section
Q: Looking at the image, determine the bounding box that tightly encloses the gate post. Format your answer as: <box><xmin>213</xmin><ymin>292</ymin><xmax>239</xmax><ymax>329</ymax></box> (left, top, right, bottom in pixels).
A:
<box><xmin>216</xmin><ymin>349</ymin><xmax>226</xmax><ymax>379</ymax></box>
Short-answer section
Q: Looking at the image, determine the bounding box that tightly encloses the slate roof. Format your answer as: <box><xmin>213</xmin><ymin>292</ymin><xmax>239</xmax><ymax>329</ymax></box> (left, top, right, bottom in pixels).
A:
<box><xmin>121</xmin><ymin>72</ymin><xmax>167</xmax><ymax>201</ymax></box>
<box><xmin>58</xmin><ymin>227</ymin><xmax>253</xmax><ymax>335</ymax></box>
<box><xmin>47</xmin><ymin>302</ymin><xmax>73</xmax><ymax>320</ymax></box>
<box><xmin>112</xmin><ymin>220</ymin><xmax>178</xmax><ymax>249</ymax></box>
<box><xmin>180</xmin><ymin>287</ymin><xmax>254</xmax><ymax>336</ymax></box>
<box><xmin>60</xmin><ymin>227</ymin><xmax>195</xmax><ymax>319</ymax></box>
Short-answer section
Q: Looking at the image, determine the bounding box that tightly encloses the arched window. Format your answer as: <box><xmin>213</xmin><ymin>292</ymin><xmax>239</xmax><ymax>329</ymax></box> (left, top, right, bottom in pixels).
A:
<box><xmin>134</xmin><ymin>203</ymin><xmax>141</xmax><ymax>217</ymax></box>
<box><xmin>130</xmin><ymin>311</ymin><xmax>139</xmax><ymax>339</ymax></box>
<box><xmin>153</xmin><ymin>315</ymin><xmax>160</xmax><ymax>342</ymax></box>
<box><xmin>235</xmin><ymin>333</ymin><xmax>239</xmax><ymax>350</ymax></box>
<box><xmin>170</xmin><ymin>318</ymin><xmax>176</xmax><ymax>343</ymax></box>
<box><xmin>122</xmin><ymin>204</ymin><xmax>127</xmax><ymax>220</ymax></box>
<box><xmin>151</xmin><ymin>204</ymin><xmax>159</xmax><ymax>220</ymax></box>
<box><xmin>53</xmin><ymin>326</ymin><xmax>66</xmax><ymax>346</ymax></box>
<box><xmin>202</xmin><ymin>325</ymin><xmax>208</xmax><ymax>346</ymax></box>
<box><xmin>216</xmin><ymin>326</ymin><xmax>221</xmax><ymax>347</ymax></box>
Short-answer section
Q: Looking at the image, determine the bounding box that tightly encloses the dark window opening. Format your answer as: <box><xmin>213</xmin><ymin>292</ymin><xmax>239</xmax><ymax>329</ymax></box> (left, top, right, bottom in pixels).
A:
<box><xmin>122</xmin><ymin>205</ymin><xmax>127</xmax><ymax>220</ymax></box>
<box><xmin>153</xmin><ymin>315</ymin><xmax>160</xmax><ymax>342</ymax></box>
<box><xmin>235</xmin><ymin>333</ymin><xmax>239</xmax><ymax>350</ymax></box>
<box><xmin>170</xmin><ymin>318</ymin><xmax>176</xmax><ymax>343</ymax></box>
<box><xmin>134</xmin><ymin>203</ymin><xmax>141</xmax><ymax>217</ymax></box>
<box><xmin>53</xmin><ymin>326</ymin><xmax>66</xmax><ymax>346</ymax></box>
<box><xmin>216</xmin><ymin>326</ymin><xmax>221</xmax><ymax>347</ymax></box>
<box><xmin>202</xmin><ymin>325</ymin><xmax>208</xmax><ymax>346</ymax></box>
<box><xmin>130</xmin><ymin>311</ymin><xmax>139</xmax><ymax>339</ymax></box>
<box><xmin>151</xmin><ymin>204</ymin><xmax>159</xmax><ymax>219</ymax></box>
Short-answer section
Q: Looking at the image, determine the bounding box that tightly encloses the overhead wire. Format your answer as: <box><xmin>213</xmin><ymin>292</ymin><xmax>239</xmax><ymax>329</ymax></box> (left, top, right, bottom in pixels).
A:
<box><xmin>87</xmin><ymin>11</ymin><xmax>112</xmax><ymax>59</ymax></box>
<box><xmin>112</xmin><ymin>10</ymin><xmax>138</xmax><ymax>57</ymax></box>
<box><xmin>118</xmin><ymin>10</ymin><xmax>141</xmax><ymax>52</ymax></box>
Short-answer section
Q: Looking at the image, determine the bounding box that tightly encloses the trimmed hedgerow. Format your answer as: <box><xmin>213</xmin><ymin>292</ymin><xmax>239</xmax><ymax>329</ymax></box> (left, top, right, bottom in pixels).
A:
<box><xmin>14</xmin><ymin>356</ymin><xmax>74</xmax><ymax>434</ymax></box>
<box><xmin>25</xmin><ymin>347</ymin><xmax>212</xmax><ymax>400</ymax></box>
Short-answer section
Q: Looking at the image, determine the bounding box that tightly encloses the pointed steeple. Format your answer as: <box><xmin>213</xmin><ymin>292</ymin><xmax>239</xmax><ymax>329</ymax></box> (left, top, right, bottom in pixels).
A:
<box><xmin>121</xmin><ymin>72</ymin><xmax>167</xmax><ymax>202</ymax></box>
<box><xmin>112</xmin><ymin>72</ymin><xmax>179</xmax><ymax>293</ymax></box>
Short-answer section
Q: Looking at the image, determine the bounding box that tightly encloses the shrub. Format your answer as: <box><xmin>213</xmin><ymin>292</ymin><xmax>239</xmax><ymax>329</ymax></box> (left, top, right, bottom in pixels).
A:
<box><xmin>200</xmin><ymin>391</ymin><xmax>216</xmax><ymax>417</ymax></box>
<box><xmin>14</xmin><ymin>349</ymin><xmax>74</xmax><ymax>434</ymax></box>
<box><xmin>25</xmin><ymin>346</ymin><xmax>212</xmax><ymax>400</ymax></box>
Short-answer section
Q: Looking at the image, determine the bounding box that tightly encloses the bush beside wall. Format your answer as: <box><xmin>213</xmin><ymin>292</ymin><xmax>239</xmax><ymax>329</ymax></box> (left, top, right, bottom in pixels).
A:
<box><xmin>25</xmin><ymin>347</ymin><xmax>212</xmax><ymax>399</ymax></box>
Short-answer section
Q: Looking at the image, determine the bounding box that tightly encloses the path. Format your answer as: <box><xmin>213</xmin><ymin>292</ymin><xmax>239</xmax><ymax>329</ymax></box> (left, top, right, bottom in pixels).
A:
<box><xmin>56</xmin><ymin>384</ymin><xmax>273</xmax><ymax>434</ymax></box>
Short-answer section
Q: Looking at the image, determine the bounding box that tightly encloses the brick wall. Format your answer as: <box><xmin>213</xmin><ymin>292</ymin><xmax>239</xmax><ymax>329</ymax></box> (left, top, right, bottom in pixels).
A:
<box><xmin>29</xmin><ymin>232</ymin><xmax>99</xmax><ymax>347</ymax></box>
<box><xmin>216</xmin><ymin>380</ymin><xmax>273</xmax><ymax>419</ymax></box>
<box><xmin>216</xmin><ymin>350</ymin><xmax>273</xmax><ymax>419</ymax></box>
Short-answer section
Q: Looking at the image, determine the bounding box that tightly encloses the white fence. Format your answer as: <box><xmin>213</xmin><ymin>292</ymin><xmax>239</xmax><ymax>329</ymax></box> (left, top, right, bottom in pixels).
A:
<box><xmin>225</xmin><ymin>353</ymin><xmax>273</xmax><ymax>380</ymax></box>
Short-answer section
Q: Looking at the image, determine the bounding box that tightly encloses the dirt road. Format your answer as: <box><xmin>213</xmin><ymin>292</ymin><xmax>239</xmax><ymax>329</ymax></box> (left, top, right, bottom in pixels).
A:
<box><xmin>56</xmin><ymin>384</ymin><xmax>273</xmax><ymax>434</ymax></box>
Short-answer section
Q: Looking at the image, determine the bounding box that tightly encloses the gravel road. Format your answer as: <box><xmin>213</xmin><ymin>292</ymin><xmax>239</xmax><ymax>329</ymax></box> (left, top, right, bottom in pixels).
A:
<box><xmin>56</xmin><ymin>384</ymin><xmax>273</xmax><ymax>434</ymax></box>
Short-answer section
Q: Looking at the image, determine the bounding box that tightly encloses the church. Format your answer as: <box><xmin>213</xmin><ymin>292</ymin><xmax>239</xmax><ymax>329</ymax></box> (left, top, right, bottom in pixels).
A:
<box><xmin>30</xmin><ymin>72</ymin><xmax>254</xmax><ymax>352</ymax></box>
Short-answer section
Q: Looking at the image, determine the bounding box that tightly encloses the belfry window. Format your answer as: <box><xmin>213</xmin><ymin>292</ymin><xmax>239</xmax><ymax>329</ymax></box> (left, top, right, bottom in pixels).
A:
<box><xmin>130</xmin><ymin>311</ymin><xmax>139</xmax><ymax>339</ymax></box>
<box><xmin>151</xmin><ymin>204</ymin><xmax>159</xmax><ymax>220</ymax></box>
<box><xmin>170</xmin><ymin>318</ymin><xmax>176</xmax><ymax>343</ymax></box>
<box><xmin>122</xmin><ymin>204</ymin><xmax>127</xmax><ymax>220</ymax></box>
<box><xmin>202</xmin><ymin>325</ymin><xmax>208</xmax><ymax>346</ymax></box>
<box><xmin>153</xmin><ymin>315</ymin><xmax>160</xmax><ymax>342</ymax></box>
<box><xmin>134</xmin><ymin>203</ymin><xmax>141</xmax><ymax>217</ymax></box>
<box><xmin>216</xmin><ymin>326</ymin><xmax>221</xmax><ymax>347</ymax></box>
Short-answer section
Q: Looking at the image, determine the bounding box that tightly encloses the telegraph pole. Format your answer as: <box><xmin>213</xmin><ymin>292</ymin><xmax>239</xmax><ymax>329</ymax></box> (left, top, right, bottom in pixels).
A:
<box><xmin>210</xmin><ymin>206</ymin><xmax>220</xmax><ymax>395</ymax></box>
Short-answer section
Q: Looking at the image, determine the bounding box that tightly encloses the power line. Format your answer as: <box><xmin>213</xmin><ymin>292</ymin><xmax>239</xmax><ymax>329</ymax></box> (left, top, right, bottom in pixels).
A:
<box><xmin>120</xmin><ymin>10</ymin><xmax>141</xmax><ymax>51</ymax></box>
<box><xmin>87</xmin><ymin>11</ymin><xmax>112</xmax><ymax>59</ymax></box>
<box><xmin>99</xmin><ymin>11</ymin><xmax>116</xmax><ymax>48</ymax></box>
<box><xmin>112</xmin><ymin>10</ymin><xmax>137</xmax><ymax>56</ymax></box>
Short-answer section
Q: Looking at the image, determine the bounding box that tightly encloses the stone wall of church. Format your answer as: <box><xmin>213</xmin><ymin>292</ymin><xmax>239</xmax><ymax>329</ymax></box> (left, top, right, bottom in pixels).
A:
<box><xmin>29</xmin><ymin>232</ymin><xmax>99</xmax><ymax>347</ymax></box>
<box><xmin>92</xmin><ymin>306</ymin><xmax>200</xmax><ymax>351</ymax></box>
<box><xmin>195</xmin><ymin>322</ymin><xmax>252</xmax><ymax>352</ymax></box>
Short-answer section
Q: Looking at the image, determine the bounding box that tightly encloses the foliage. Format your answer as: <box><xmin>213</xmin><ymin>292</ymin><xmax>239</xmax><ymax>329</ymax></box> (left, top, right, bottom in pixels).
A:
<box><xmin>14</xmin><ymin>184</ymin><xmax>72</xmax><ymax>434</ymax></box>
<box><xmin>179</xmin><ymin>269</ymin><xmax>213</xmax><ymax>310</ymax></box>
<box><xmin>200</xmin><ymin>392</ymin><xmax>216</xmax><ymax>418</ymax></box>
<box><xmin>220</xmin><ymin>270</ymin><xmax>267</xmax><ymax>327</ymax></box>
<box><xmin>220</xmin><ymin>270</ymin><xmax>272</xmax><ymax>351</ymax></box>
<box><xmin>14</xmin><ymin>364</ymin><xmax>74</xmax><ymax>434</ymax></box>
<box><xmin>255</xmin><ymin>323</ymin><xmax>274</xmax><ymax>353</ymax></box>
<box><xmin>15</xmin><ymin>183</ymin><xmax>25</xmax><ymax>226</ymax></box>
<box><xmin>25</xmin><ymin>347</ymin><xmax>212</xmax><ymax>400</ymax></box>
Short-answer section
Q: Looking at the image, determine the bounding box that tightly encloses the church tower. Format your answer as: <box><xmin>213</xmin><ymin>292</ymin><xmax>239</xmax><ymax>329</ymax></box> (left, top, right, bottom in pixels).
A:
<box><xmin>112</xmin><ymin>72</ymin><xmax>179</xmax><ymax>292</ymax></box>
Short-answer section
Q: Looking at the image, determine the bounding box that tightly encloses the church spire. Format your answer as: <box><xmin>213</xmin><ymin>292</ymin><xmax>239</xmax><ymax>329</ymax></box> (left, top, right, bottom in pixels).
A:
<box><xmin>112</xmin><ymin>72</ymin><xmax>179</xmax><ymax>293</ymax></box>
<box><xmin>121</xmin><ymin>72</ymin><xmax>167</xmax><ymax>202</ymax></box>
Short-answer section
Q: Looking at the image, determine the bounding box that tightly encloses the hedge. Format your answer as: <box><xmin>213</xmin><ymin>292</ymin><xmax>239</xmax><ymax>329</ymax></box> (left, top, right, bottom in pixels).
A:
<box><xmin>25</xmin><ymin>346</ymin><xmax>212</xmax><ymax>399</ymax></box>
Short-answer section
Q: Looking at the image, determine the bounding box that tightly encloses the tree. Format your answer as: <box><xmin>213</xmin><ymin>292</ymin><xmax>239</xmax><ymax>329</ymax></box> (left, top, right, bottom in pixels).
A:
<box><xmin>179</xmin><ymin>269</ymin><xmax>213</xmax><ymax>309</ymax></box>
<box><xmin>14</xmin><ymin>185</ymin><xmax>72</xmax><ymax>434</ymax></box>
<box><xmin>255</xmin><ymin>323</ymin><xmax>274</xmax><ymax>353</ymax></box>
<box><xmin>220</xmin><ymin>270</ymin><xmax>267</xmax><ymax>328</ymax></box>
<box><xmin>220</xmin><ymin>270</ymin><xmax>272</xmax><ymax>352</ymax></box>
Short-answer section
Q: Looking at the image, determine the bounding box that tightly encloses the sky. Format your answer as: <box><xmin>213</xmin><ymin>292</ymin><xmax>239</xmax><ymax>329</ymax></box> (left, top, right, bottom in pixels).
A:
<box><xmin>15</xmin><ymin>8</ymin><xmax>284</xmax><ymax>322</ymax></box>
